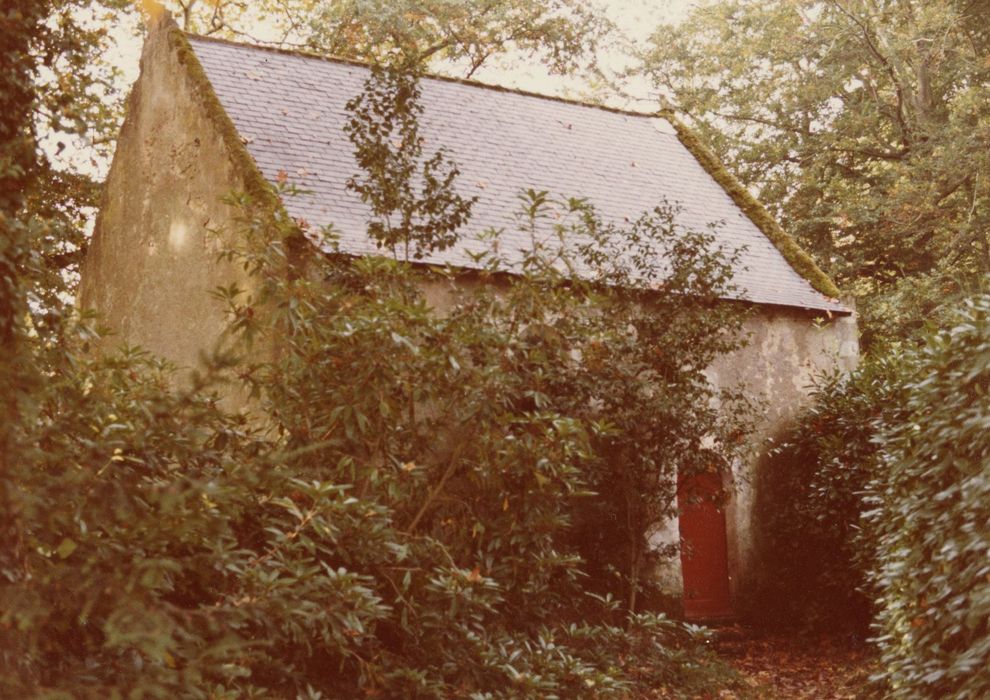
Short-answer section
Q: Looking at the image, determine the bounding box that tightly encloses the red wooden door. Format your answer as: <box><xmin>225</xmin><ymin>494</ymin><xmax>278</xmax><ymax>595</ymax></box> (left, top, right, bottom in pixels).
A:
<box><xmin>678</xmin><ymin>471</ymin><xmax>732</xmax><ymax>620</ymax></box>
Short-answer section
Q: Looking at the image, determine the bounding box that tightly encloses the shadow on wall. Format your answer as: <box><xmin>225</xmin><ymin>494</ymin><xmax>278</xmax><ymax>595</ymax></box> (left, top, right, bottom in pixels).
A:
<box><xmin>742</xmin><ymin>441</ymin><xmax>873</xmax><ymax>635</ymax></box>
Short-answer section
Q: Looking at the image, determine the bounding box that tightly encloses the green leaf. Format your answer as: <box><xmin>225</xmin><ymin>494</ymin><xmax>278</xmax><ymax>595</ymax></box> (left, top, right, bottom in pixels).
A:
<box><xmin>56</xmin><ymin>537</ymin><xmax>78</xmax><ymax>559</ymax></box>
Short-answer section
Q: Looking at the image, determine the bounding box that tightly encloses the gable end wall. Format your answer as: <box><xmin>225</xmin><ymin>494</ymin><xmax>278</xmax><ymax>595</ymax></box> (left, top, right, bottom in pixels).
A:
<box><xmin>650</xmin><ymin>304</ymin><xmax>859</xmax><ymax>609</ymax></box>
<box><xmin>78</xmin><ymin>16</ymin><xmax>259</xmax><ymax>376</ymax></box>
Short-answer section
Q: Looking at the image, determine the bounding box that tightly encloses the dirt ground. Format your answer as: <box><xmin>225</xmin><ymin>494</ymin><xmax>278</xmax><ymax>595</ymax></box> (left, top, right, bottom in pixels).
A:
<box><xmin>711</xmin><ymin>627</ymin><xmax>877</xmax><ymax>699</ymax></box>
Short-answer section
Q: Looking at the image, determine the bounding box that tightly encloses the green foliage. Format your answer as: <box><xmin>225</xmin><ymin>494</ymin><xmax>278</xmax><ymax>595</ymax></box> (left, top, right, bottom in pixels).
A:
<box><xmin>344</xmin><ymin>64</ymin><xmax>476</xmax><ymax>260</ymax></box>
<box><xmin>642</xmin><ymin>0</ymin><xmax>990</xmax><ymax>348</ymax></box>
<box><xmin>1</xmin><ymin>57</ymin><xmax>750</xmax><ymax>697</ymax></box>
<box><xmin>867</xmin><ymin>289</ymin><xmax>990</xmax><ymax>698</ymax></box>
<box><xmin>2</xmin><ymin>0</ymin><xmax>129</xmax><ymax>597</ymax></box>
<box><xmin>159</xmin><ymin>0</ymin><xmax>610</xmax><ymax>77</ymax></box>
<box><xmin>0</xmin><ymin>168</ymin><xmax>744</xmax><ymax>700</ymax></box>
<box><xmin>210</xmin><ymin>172</ymin><xmax>749</xmax><ymax>695</ymax></box>
<box><xmin>1</xmin><ymin>0</ymin><xmax>131</xmax><ymax>305</ymax></box>
<box><xmin>659</xmin><ymin>109</ymin><xmax>840</xmax><ymax>299</ymax></box>
<box><xmin>749</xmin><ymin>354</ymin><xmax>912</xmax><ymax>633</ymax></box>
<box><xmin>648</xmin><ymin>5</ymin><xmax>990</xmax><ymax>687</ymax></box>
<box><xmin>857</xmin><ymin>270</ymin><xmax>984</xmax><ymax>351</ymax></box>
<box><xmin>753</xmin><ymin>285</ymin><xmax>990</xmax><ymax>690</ymax></box>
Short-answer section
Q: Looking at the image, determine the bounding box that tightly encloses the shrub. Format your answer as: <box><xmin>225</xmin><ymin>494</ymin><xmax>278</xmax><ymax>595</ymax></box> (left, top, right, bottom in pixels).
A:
<box><xmin>0</xmin><ymin>331</ymin><xmax>608</xmax><ymax>697</ymax></box>
<box><xmin>748</xmin><ymin>353</ymin><xmax>912</xmax><ymax>633</ymax></box>
<box><xmin>0</xmin><ymin>66</ymin><xmax>750</xmax><ymax>697</ymax></box>
<box><xmin>868</xmin><ymin>289</ymin><xmax>990</xmax><ymax>699</ymax></box>
<box><xmin>0</xmin><ymin>203</ymin><xmax>747</xmax><ymax>698</ymax></box>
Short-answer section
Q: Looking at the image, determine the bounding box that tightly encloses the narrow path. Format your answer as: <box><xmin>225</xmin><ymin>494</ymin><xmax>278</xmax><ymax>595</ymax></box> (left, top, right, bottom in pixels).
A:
<box><xmin>711</xmin><ymin>627</ymin><xmax>875</xmax><ymax>699</ymax></box>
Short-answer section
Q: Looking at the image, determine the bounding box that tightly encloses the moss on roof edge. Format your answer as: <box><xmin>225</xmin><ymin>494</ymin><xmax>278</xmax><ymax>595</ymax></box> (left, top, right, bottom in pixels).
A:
<box><xmin>170</xmin><ymin>26</ymin><xmax>841</xmax><ymax>303</ymax></box>
<box><xmin>658</xmin><ymin>109</ymin><xmax>842</xmax><ymax>300</ymax></box>
<box><xmin>167</xmin><ymin>26</ymin><xmax>283</xmax><ymax>220</ymax></box>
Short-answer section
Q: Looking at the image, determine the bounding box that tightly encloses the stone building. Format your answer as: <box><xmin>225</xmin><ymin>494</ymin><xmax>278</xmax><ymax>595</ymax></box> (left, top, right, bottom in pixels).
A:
<box><xmin>79</xmin><ymin>13</ymin><xmax>858</xmax><ymax>619</ymax></box>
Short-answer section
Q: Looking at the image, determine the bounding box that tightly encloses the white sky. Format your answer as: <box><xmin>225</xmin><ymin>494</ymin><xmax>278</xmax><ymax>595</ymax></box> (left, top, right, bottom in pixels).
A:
<box><xmin>77</xmin><ymin>0</ymin><xmax>699</xmax><ymax>178</ymax></box>
<box><xmin>467</xmin><ymin>0</ymin><xmax>696</xmax><ymax>101</ymax></box>
<box><xmin>109</xmin><ymin>1</ymin><xmax>697</xmax><ymax>95</ymax></box>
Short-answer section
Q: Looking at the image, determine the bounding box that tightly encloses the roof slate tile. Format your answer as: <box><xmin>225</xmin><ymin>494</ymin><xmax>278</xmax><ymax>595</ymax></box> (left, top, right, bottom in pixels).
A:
<box><xmin>188</xmin><ymin>35</ymin><xmax>846</xmax><ymax>313</ymax></box>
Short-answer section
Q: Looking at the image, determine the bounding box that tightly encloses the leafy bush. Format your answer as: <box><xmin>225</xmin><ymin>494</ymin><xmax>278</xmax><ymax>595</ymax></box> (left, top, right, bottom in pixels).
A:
<box><xmin>0</xmin><ymin>204</ymin><xmax>747</xmax><ymax>698</ymax></box>
<box><xmin>858</xmin><ymin>269</ymin><xmax>983</xmax><ymax>353</ymax></box>
<box><xmin>0</xmin><ymin>67</ymin><xmax>751</xmax><ymax>697</ymax></box>
<box><xmin>868</xmin><ymin>290</ymin><xmax>990</xmax><ymax>699</ymax></box>
<box><xmin>748</xmin><ymin>353</ymin><xmax>912</xmax><ymax>633</ymax></box>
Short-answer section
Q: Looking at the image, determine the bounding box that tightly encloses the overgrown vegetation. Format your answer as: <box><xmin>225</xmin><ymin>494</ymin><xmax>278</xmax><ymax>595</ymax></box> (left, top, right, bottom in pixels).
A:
<box><xmin>0</xmin><ymin>53</ymin><xmax>751</xmax><ymax>696</ymax></box>
<box><xmin>0</xmin><ymin>315</ymin><xmax>739</xmax><ymax>697</ymax></box>
<box><xmin>643</xmin><ymin>0</ymin><xmax>990</xmax><ymax>351</ymax></box>
<box><xmin>753</xmin><ymin>289</ymin><xmax>990</xmax><ymax>698</ymax></box>
<box><xmin>749</xmin><ymin>355</ymin><xmax>912</xmax><ymax>634</ymax></box>
<box><xmin>7</xmin><ymin>0</ymin><xmax>990</xmax><ymax>695</ymax></box>
<box><xmin>648</xmin><ymin>3</ymin><xmax>990</xmax><ymax>690</ymax></box>
<box><xmin>154</xmin><ymin>0</ymin><xmax>609</xmax><ymax>78</ymax></box>
<box><xmin>867</xmin><ymin>291</ymin><xmax>990</xmax><ymax>699</ymax></box>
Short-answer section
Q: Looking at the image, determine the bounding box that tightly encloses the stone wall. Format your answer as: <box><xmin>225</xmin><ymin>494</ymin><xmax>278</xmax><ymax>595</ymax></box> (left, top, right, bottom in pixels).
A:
<box><xmin>651</xmin><ymin>304</ymin><xmax>859</xmax><ymax>604</ymax></box>
<box><xmin>79</xmin><ymin>14</ymin><xmax>257</xmax><ymax>380</ymax></box>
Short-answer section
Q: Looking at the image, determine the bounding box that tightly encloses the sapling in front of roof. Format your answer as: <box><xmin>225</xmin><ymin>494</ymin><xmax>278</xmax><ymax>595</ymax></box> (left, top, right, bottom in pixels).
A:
<box><xmin>183</xmin><ymin>33</ymin><xmax>846</xmax><ymax>314</ymax></box>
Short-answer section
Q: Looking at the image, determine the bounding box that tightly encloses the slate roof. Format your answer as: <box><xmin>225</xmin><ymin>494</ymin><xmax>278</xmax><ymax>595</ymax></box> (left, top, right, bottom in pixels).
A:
<box><xmin>188</xmin><ymin>35</ymin><xmax>847</xmax><ymax>313</ymax></box>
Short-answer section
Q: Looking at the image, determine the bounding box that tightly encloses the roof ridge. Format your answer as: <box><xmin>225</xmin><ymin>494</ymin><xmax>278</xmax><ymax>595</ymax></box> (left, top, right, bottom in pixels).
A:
<box><xmin>183</xmin><ymin>32</ymin><xmax>661</xmax><ymax>121</ymax></box>
<box><xmin>181</xmin><ymin>31</ymin><xmax>846</xmax><ymax>310</ymax></box>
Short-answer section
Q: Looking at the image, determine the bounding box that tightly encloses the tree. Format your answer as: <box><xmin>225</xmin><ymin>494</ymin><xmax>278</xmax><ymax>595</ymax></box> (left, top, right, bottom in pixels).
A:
<box><xmin>1</xmin><ymin>0</ymin><xmax>51</xmax><ymax>509</ymax></box>
<box><xmin>159</xmin><ymin>0</ymin><xmax>611</xmax><ymax>78</ymax></box>
<box><xmin>0</xmin><ymin>0</ymin><xmax>128</xmax><ymax>679</ymax></box>
<box><xmin>749</xmin><ymin>354</ymin><xmax>913</xmax><ymax>633</ymax></box>
<box><xmin>2</xmin><ymin>0</ymin><xmax>133</xmax><ymax>327</ymax></box>
<box><xmin>1</xmin><ymin>0</ymin><xmax>128</xmax><ymax>561</ymax></box>
<box><xmin>640</xmin><ymin>0</ymin><xmax>990</xmax><ymax>347</ymax></box>
<box><xmin>343</xmin><ymin>64</ymin><xmax>476</xmax><ymax>261</ymax></box>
